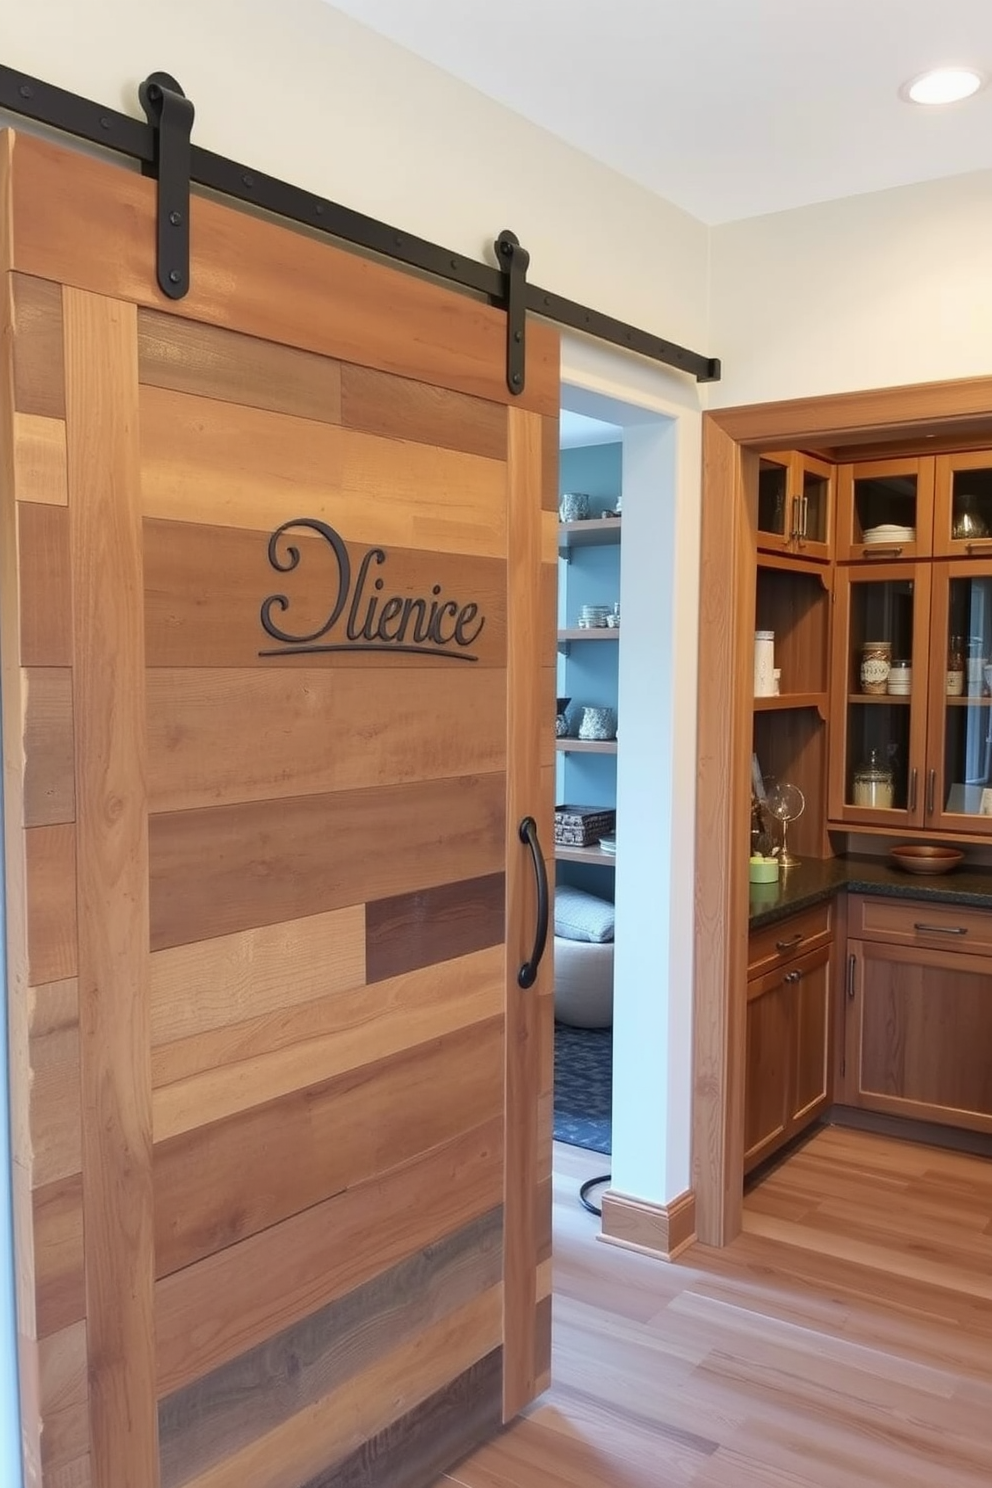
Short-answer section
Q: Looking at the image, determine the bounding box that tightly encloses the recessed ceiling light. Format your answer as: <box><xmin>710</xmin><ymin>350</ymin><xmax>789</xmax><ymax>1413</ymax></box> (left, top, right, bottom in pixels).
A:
<box><xmin>902</xmin><ymin>66</ymin><xmax>985</xmax><ymax>105</ymax></box>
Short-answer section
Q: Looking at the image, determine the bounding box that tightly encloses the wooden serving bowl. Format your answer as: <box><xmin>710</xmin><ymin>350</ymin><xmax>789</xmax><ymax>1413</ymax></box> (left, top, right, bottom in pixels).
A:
<box><xmin>889</xmin><ymin>844</ymin><xmax>965</xmax><ymax>875</ymax></box>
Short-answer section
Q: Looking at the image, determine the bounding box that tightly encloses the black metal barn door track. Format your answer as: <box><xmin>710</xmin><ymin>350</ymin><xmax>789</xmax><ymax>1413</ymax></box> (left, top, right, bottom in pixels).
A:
<box><xmin>0</xmin><ymin>65</ymin><xmax>721</xmax><ymax>390</ymax></box>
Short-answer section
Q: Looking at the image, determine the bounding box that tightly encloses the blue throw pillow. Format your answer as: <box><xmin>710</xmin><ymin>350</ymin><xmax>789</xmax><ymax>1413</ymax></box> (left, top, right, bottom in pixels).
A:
<box><xmin>554</xmin><ymin>886</ymin><xmax>615</xmax><ymax>943</ymax></box>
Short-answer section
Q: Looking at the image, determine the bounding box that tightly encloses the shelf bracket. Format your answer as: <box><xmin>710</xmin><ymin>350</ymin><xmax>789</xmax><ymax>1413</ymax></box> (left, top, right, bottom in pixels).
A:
<box><xmin>139</xmin><ymin>71</ymin><xmax>194</xmax><ymax>300</ymax></box>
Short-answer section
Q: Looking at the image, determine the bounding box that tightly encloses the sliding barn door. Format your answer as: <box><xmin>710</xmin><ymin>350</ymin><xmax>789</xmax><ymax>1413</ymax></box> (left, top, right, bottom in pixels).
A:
<box><xmin>0</xmin><ymin>128</ymin><xmax>557</xmax><ymax>1488</ymax></box>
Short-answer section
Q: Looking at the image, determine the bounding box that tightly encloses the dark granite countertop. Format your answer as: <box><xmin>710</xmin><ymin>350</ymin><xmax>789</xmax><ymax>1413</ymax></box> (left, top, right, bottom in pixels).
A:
<box><xmin>748</xmin><ymin>854</ymin><xmax>992</xmax><ymax>929</ymax></box>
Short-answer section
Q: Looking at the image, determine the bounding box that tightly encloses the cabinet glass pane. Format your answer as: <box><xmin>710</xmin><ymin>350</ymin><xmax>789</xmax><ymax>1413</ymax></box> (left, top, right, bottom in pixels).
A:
<box><xmin>852</xmin><ymin>472</ymin><xmax>918</xmax><ymax>545</ymax></box>
<box><xmin>801</xmin><ymin>467</ymin><xmax>829</xmax><ymax>545</ymax></box>
<box><xmin>843</xmin><ymin>578</ymin><xmax>915</xmax><ymax>810</ymax></box>
<box><xmin>758</xmin><ymin>458</ymin><xmax>789</xmax><ymax>539</ymax></box>
<box><xmin>942</xmin><ymin>575</ymin><xmax>992</xmax><ymax>816</ymax></box>
<box><xmin>949</xmin><ymin>466</ymin><xmax>992</xmax><ymax>544</ymax></box>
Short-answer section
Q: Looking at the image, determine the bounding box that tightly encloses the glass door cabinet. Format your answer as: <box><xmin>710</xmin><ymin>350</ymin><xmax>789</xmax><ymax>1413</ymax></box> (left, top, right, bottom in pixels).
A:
<box><xmin>829</xmin><ymin>564</ymin><xmax>931</xmax><ymax>827</ymax></box>
<box><xmin>927</xmin><ymin>563</ymin><xmax>992</xmax><ymax>833</ymax></box>
<box><xmin>836</xmin><ymin>457</ymin><xmax>933</xmax><ymax>562</ymax></box>
<box><xmin>757</xmin><ymin>450</ymin><xmax>832</xmax><ymax>562</ymax></box>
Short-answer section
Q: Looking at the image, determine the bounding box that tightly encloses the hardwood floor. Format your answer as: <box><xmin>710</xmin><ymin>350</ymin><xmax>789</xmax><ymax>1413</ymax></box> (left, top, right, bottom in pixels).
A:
<box><xmin>434</xmin><ymin>1128</ymin><xmax>992</xmax><ymax>1486</ymax></box>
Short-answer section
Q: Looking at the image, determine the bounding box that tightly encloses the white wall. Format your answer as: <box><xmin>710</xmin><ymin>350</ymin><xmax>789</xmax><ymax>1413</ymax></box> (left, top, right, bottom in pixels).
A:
<box><xmin>4</xmin><ymin>0</ymin><xmax>711</xmax><ymax>358</ymax></box>
<box><xmin>709</xmin><ymin>168</ymin><xmax>992</xmax><ymax>407</ymax></box>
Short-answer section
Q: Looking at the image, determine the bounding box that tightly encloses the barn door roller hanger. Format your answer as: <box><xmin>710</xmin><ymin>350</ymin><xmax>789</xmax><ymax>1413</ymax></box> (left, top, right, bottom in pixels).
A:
<box><xmin>0</xmin><ymin>64</ymin><xmax>721</xmax><ymax>389</ymax></box>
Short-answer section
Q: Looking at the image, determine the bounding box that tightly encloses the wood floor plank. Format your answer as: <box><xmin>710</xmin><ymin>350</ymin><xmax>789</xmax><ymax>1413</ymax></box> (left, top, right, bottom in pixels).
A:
<box><xmin>438</xmin><ymin>1131</ymin><xmax>992</xmax><ymax>1488</ymax></box>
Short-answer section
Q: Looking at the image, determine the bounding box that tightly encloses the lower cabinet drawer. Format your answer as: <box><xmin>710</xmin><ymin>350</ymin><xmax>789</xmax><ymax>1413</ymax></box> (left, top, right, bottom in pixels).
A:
<box><xmin>747</xmin><ymin>900</ymin><xmax>832</xmax><ymax>980</ymax></box>
<box><xmin>848</xmin><ymin>893</ymin><xmax>992</xmax><ymax>955</ymax></box>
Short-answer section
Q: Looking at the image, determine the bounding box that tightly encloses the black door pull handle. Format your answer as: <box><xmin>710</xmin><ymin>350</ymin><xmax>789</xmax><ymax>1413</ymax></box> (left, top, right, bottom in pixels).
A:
<box><xmin>518</xmin><ymin>816</ymin><xmax>549</xmax><ymax>989</ymax></box>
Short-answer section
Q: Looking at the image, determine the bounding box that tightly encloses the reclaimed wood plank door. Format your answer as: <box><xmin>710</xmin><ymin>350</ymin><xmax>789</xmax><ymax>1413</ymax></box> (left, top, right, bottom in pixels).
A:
<box><xmin>0</xmin><ymin>128</ymin><xmax>557</xmax><ymax>1488</ymax></box>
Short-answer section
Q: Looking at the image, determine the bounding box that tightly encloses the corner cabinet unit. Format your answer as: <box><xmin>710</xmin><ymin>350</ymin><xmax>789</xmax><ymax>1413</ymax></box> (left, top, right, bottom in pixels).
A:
<box><xmin>744</xmin><ymin>903</ymin><xmax>833</xmax><ymax>1174</ymax></box>
<box><xmin>829</xmin><ymin>560</ymin><xmax>992</xmax><ymax>838</ymax></box>
<box><xmin>842</xmin><ymin>895</ymin><xmax>992</xmax><ymax>1133</ymax></box>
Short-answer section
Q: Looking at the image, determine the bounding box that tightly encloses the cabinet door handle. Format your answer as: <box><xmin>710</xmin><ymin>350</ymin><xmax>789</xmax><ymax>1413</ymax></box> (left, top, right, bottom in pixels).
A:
<box><xmin>926</xmin><ymin>769</ymin><xmax>936</xmax><ymax>816</ymax></box>
<box><xmin>864</xmin><ymin>544</ymin><xmax>904</xmax><ymax>557</ymax></box>
<box><xmin>789</xmin><ymin>494</ymin><xmax>800</xmax><ymax>541</ymax></box>
<box><xmin>517</xmin><ymin>816</ymin><xmax>549</xmax><ymax>988</ymax></box>
<box><xmin>908</xmin><ymin>767</ymin><xmax>918</xmax><ymax>813</ymax></box>
<box><xmin>775</xmin><ymin>933</ymin><xmax>804</xmax><ymax>951</ymax></box>
<box><xmin>914</xmin><ymin>922</ymin><xmax>968</xmax><ymax>936</ymax></box>
<box><xmin>847</xmin><ymin>952</ymin><xmax>856</xmax><ymax>1000</ymax></box>
<box><xmin>801</xmin><ymin>494</ymin><xmax>809</xmax><ymax>538</ymax></box>
<box><xmin>783</xmin><ymin>969</ymin><xmax>802</xmax><ymax>984</ymax></box>
<box><xmin>965</xmin><ymin>540</ymin><xmax>992</xmax><ymax>554</ymax></box>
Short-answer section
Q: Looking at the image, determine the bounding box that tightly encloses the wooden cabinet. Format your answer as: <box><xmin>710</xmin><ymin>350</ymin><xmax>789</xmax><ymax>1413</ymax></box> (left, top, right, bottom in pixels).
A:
<box><xmin>836</xmin><ymin>456</ymin><xmax>934</xmax><ymax>561</ymax></box>
<box><xmin>844</xmin><ymin>894</ymin><xmax>992</xmax><ymax>1133</ymax></box>
<box><xmin>934</xmin><ymin>450</ymin><xmax>992</xmax><ymax>559</ymax></box>
<box><xmin>829</xmin><ymin>560</ymin><xmax>992</xmax><ymax>837</ymax></box>
<box><xmin>757</xmin><ymin>450</ymin><xmax>833</xmax><ymax>563</ymax></box>
<box><xmin>744</xmin><ymin>910</ymin><xmax>832</xmax><ymax>1174</ymax></box>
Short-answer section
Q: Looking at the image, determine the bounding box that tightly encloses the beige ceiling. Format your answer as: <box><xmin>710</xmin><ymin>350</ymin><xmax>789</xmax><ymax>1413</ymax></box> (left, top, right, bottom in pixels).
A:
<box><xmin>327</xmin><ymin>0</ymin><xmax>992</xmax><ymax>224</ymax></box>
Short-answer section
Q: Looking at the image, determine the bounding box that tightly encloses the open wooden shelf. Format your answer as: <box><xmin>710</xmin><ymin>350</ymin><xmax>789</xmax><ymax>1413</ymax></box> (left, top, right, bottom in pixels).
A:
<box><xmin>554</xmin><ymin>844</ymin><xmax>617</xmax><ymax>867</ymax></box>
<box><xmin>846</xmin><ymin>693</ymin><xmax>911</xmax><ymax>705</ymax></box>
<box><xmin>555</xmin><ymin>739</ymin><xmax>618</xmax><ymax>754</ymax></box>
<box><xmin>754</xmin><ymin>692</ymin><xmax>827</xmax><ymax>716</ymax></box>
<box><xmin>558</xmin><ymin>516</ymin><xmax>621</xmax><ymax>553</ymax></box>
<box><xmin>558</xmin><ymin>627</ymin><xmax>620</xmax><ymax>643</ymax></box>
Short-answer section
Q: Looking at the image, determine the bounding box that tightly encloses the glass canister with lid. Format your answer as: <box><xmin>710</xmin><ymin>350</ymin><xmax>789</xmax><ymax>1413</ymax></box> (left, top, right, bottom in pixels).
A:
<box><xmin>852</xmin><ymin>749</ymin><xmax>895</xmax><ymax>809</ymax></box>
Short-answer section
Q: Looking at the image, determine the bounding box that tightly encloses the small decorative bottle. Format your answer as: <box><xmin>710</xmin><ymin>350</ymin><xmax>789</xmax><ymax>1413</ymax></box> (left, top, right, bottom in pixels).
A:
<box><xmin>947</xmin><ymin>635</ymin><xmax>965</xmax><ymax>697</ymax></box>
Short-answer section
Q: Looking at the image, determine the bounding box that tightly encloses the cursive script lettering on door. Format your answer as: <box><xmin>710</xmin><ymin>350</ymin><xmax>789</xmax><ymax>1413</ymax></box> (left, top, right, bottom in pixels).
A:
<box><xmin>258</xmin><ymin>518</ymin><xmax>485</xmax><ymax>661</ymax></box>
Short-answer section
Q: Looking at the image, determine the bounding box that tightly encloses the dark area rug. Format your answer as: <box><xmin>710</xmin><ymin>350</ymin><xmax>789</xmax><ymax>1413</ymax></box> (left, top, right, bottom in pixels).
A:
<box><xmin>553</xmin><ymin>1023</ymin><xmax>612</xmax><ymax>1154</ymax></box>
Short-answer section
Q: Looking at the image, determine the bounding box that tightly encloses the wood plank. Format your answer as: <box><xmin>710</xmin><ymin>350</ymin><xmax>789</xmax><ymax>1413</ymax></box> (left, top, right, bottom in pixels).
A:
<box><xmin>158</xmin><ymin>1211</ymin><xmax>502</xmax><ymax>1488</ymax></box>
<box><xmin>143</xmin><ymin>516</ymin><xmax>507</xmax><ymax>670</ymax></box>
<box><xmin>33</xmin><ymin>1174</ymin><xmax>84</xmax><ymax>1337</ymax></box>
<box><xmin>177</xmin><ymin>1290</ymin><xmax>502</xmax><ymax>1488</ymax></box>
<box><xmin>47</xmin><ymin>1459</ymin><xmax>92</xmax><ymax>1488</ymax></box>
<box><xmin>28</xmin><ymin>978</ymin><xmax>81</xmax><ymax>1189</ymax></box>
<box><xmin>11</xmin><ymin>271</ymin><xmax>64</xmax><ymax>418</ymax></box>
<box><xmin>8</xmin><ymin>131</ymin><xmax>558</xmax><ymax>416</ymax></box>
<box><xmin>152</xmin><ymin>945</ymin><xmax>504</xmax><ymax>1141</ymax></box>
<box><xmin>340</xmin><ymin>362</ymin><xmax>507</xmax><ymax>461</ymax></box>
<box><xmin>13</xmin><ymin>411</ymin><xmax>68</xmax><ymax>504</ymax></box>
<box><xmin>503</xmin><ymin>405</ymin><xmax>555</xmax><ymax>1419</ymax></box>
<box><xmin>365</xmin><ymin>872</ymin><xmax>505</xmax><ymax>983</ymax></box>
<box><xmin>150</xmin><ymin>905</ymin><xmax>366</xmax><ymax>1050</ymax></box>
<box><xmin>147</xmin><ymin>667</ymin><xmax>507</xmax><ymax>813</ymax></box>
<box><xmin>39</xmin><ymin>1319</ymin><xmax>89</xmax><ymax>1473</ymax></box>
<box><xmin>23</xmin><ymin>668</ymin><xmax>75</xmax><ymax>827</ymax></box>
<box><xmin>17</xmin><ymin>500</ymin><xmax>71</xmax><ymax>665</ymax></box>
<box><xmin>148</xmin><ymin>771</ymin><xmax>506</xmax><ymax>952</ymax></box>
<box><xmin>24</xmin><ymin>823</ymin><xmax>76</xmax><ymax>986</ymax></box>
<box><xmin>155</xmin><ymin>1115</ymin><xmax>504</xmax><ymax>1395</ymax></box>
<box><xmin>64</xmin><ymin>287</ymin><xmax>158</xmax><ymax>1486</ymax></box>
<box><xmin>540</xmin><ymin>413</ymin><xmax>560</xmax><ymax>512</ymax></box>
<box><xmin>297</xmin><ymin>1349</ymin><xmax>502</xmax><ymax>1488</ymax></box>
<box><xmin>137</xmin><ymin>307</ymin><xmax>342</xmax><ymax>424</ymax></box>
<box><xmin>154</xmin><ymin>1016</ymin><xmax>504</xmax><ymax>1276</ymax></box>
<box><xmin>139</xmin><ymin>385</ymin><xmax>508</xmax><ymax>560</ymax></box>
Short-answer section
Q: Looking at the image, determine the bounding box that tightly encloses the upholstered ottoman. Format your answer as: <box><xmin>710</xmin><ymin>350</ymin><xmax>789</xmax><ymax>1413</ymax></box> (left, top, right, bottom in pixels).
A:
<box><xmin>553</xmin><ymin>887</ymin><xmax>615</xmax><ymax>1029</ymax></box>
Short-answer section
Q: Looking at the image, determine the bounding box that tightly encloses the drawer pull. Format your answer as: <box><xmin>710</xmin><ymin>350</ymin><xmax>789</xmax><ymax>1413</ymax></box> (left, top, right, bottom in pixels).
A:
<box><xmin>965</xmin><ymin>540</ymin><xmax>992</xmax><ymax>554</ymax></box>
<box><xmin>926</xmin><ymin>769</ymin><xmax>936</xmax><ymax>817</ymax></box>
<box><xmin>847</xmin><ymin>952</ymin><xmax>856</xmax><ymax>999</ymax></box>
<box><xmin>914</xmin><ymin>922</ymin><xmax>968</xmax><ymax>936</ymax></box>
<box><xmin>775</xmin><ymin>933</ymin><xmax>804</xmax><ymax>951</ymax></box>
<box><xmin>864</xmin><ymin>544</ymin><xmax>903</xmax><ymax>557</ymax></box>
<box><xmin>783</xmin><ymin>969</ymin><xmax>802</xmax><ymax>984</ymax></box>
<box><xmin>908</xmin><ymin>767</ymin><xmax>918</xmax><ymax>813</ymax></box>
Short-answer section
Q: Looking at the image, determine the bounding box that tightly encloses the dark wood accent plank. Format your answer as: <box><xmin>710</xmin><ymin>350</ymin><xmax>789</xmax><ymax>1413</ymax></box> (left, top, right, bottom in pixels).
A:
<box><xmin>301</xmin><ymin>1348</ymin><xmax>503</xmax><ymax>1488</ymax></box>
<box><xmin>137</xmin><ymin>308</ymin><xmax>342</xmax><ymax>424</ymax></box>
<box><xmin>23</xmin><ymin>668</ymin><xmax>75</xmax><ymax>827</ymax></box>
<box><xmin>64</xmin><ymin>288</ymin><xmax>159</xmax><ymax>1486</ymax></box>
<box><xmin>149</xmin><ymin>772</ymin><xmax>506</xmax><ymax>951</ymax></box>
<box><xmin>11</xmin><ymin>273</ymin><xmax>65</xmax><ymax>418</ymax></box>
<box><xmin>365</xmin><ymin>872</ymin><xmax>505</xmax><ymax>984</ymax></box>
<box><xmin>34</xmin><ymin>1174</ymin><xmax>85</xmax><ymax>1337</ymax></box>
<box><xmin>340</xmin><ymin>363</ymin><xmax>507</xmax><ymax>462</ymax></box>
<box><xmin>143</xmin><ymin>516</ymin><xmax>507</xmax><ymax>670</ymax></box>
<box><xmin>25</xmin><ymin>823</ymin><xmax>76</xmax><ymax>986</ymax></box>
<box><xmin>155</xmin><ymin>1116</ymin><xmax>503</xmax><ymax>1395</ymax></box>
<box><xmin>157</xmin><ymin>1209</ymin><xmax>502</xmax><ymax>1488</ymax></box>
<box><xmin>18</xmin><ymin>501</ymin><xmax>71</xmax><ymax>666</ymax></box>
<box><xmin>154</xmin><ymin>1017</ymin><xmax>504</xmax><ymax>1276</ymax></box>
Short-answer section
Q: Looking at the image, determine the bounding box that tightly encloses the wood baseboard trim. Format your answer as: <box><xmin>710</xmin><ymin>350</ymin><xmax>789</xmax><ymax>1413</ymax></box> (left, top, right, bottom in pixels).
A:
<box><xmin>828</xmin><ymin>1105</ymin><xmax>992</xmax><ymax>1159</ymax></box>
<box><xmin>599</xmin><ymin>1187</ymin><xmax>696</xmax><ymax>1262</ymax></box>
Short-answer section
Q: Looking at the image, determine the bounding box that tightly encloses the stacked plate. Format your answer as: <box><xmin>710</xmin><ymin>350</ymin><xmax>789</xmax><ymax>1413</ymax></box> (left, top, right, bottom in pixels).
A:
<box><xmin>862</xmin><ymin>522</ymin><xmax>915</xmax><ymax>545</ymax></box>
<box><xmin>578</xmin><ymin>604</ymin><xmax>611</xmax><ymax>629</ymax></box>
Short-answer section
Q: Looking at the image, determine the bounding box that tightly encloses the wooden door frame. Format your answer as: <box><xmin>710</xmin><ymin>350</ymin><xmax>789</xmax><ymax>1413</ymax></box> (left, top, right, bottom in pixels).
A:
<box><xmin>693</xmin><ymin>373</ymin><xmax>992</xmax><ymax>1246</ymax></box>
